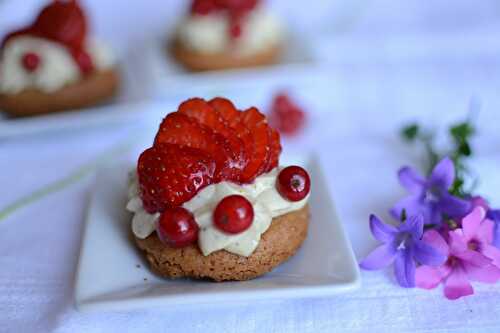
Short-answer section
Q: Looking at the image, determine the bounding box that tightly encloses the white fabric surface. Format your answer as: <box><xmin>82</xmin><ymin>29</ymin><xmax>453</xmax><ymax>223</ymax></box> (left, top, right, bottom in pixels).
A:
<box><xmin>2</xmin><ymin>0</ymin><xmax>500</xmax><ymax>332</ymax></box>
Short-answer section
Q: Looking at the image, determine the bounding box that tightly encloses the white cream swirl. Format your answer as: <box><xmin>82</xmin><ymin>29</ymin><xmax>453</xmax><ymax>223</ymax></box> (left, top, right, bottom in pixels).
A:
<box><xmin>176</xmin><ymin>7</ymin><xmax>284</xmax><ymax>56</ymax></box>
<box><xmin>127</xmin><ymin>168</ymin><xmax>309</xmax><ymax>257</ymax></box>
<box><xmin>0</xmin><ymin>36</ymin><xmax>115</xmax><ymax>94</ymax></box>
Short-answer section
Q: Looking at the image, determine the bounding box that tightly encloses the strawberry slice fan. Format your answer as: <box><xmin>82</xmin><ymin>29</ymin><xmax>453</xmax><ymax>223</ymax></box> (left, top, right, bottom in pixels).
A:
<box><xmin>138</xmin><ymin>97</ymin><xmax>282</xmax><ymax>214</ymax></box>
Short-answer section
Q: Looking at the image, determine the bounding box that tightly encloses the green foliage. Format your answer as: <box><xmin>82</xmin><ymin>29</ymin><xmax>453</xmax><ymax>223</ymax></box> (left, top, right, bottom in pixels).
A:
<box><xmin>400</xmin><ymin>117</ymin><xmax>476</xmax><ymax>198</ymax></box>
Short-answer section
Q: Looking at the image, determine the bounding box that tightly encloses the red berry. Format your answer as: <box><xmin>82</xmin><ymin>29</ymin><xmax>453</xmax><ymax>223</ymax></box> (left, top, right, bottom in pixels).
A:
<box><xmin>70</xmin><ymin>48</ymin><xmax>94</xmax><ymax>74</ymax></box>
<box><xmin>276</xmin><ymin>166</ymin><xmax>310</xmax><ymax>201</ymax></box>
<box><xmin>154</xmin><ymin>112</ymin><xmax>238</xmax><ymax>181</ymax></box>
<box><xmin>137</xmin><ymin>143</ymin><xmax>216</xmax><ymax>213</ymax></box>
<box><xmin>269</xmin><ymin>93</ymin><xmax>306</xmax><ymax>136</ymax></box>
<box><xmin>178</xmin><ymin>98</ymin><xmax>247</xmax><ymax>176</ymax></box>
<box><xmin>21</xmin><ymin>52</ymin><xmax>41</xmax><ymax>72</ymax></box>
<box><xmin>191</xmin><ymin>0</ymin><xmax>217</xmax><ymax>15</ymax></box>
<box><xmin>32</xmin><ymin>0</ymin><xmax>87</xmax><ymax>49</ymax></box>
<box><xmin>213</xmin><ymin>195</ymin><xmax>254</xmax><ymax>234</ymax></box>
<box><xmin>156</xmin><ymin>207</ymin><xmax>199</xmax><ymax>248</ymax></box>
<box><xmin>229</xmin><ymin>23</ymin><xmax>242</xmax><ymax>39</ymax></box>
<box><xmin>239</xmin><ymin>107</ymin><xmax>270</xmax><ymax>182</ymax></box>
<box><xmin>265</xmin><ymin>127</ymin><xmax>281</xmax><ymax>172</ymax></box>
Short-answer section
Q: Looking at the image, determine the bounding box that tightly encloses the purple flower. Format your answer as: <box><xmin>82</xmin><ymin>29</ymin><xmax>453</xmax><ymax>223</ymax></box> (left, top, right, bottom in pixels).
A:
<box><xmin>391</xmin><ymin>157</ymin><xmax>471</xmax><ymax>226</ymax></box>
<box><xmin>487</xmin><ymin>210</ymin><xmax>500</xmax><ymax>248</ymax></box>
<box><xmin>360</xmin><ymin>214</ymin><xmax>447</xmax><ymax>288</ymax></box>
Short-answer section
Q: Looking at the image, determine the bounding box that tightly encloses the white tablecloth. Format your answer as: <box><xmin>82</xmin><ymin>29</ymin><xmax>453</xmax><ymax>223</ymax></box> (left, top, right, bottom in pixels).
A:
<box><xmin>2</xmin><ymin>1</ymin><xmax>500</xmax><ymax>332</ymax></box>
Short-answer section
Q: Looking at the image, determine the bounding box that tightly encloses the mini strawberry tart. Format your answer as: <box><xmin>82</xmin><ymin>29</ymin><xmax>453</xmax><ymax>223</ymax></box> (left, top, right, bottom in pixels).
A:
<box><xmin>127</xmin><ymin>97</ymin><xmax>311</xmax><ymax>281</ymax></box>
<box><xmin>171</xmin><ymin>0</ymin><xmax>285</xmax><ymax>71</ymax></box>
<box><xmin>0</xmin><ymin>0</ymin><xmax>119</xmax><ymax>117</ymax></box>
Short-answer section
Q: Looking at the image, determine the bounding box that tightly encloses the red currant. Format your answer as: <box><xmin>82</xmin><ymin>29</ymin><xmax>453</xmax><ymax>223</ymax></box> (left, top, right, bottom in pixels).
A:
<box><xmin>276</xmin><ymin>166</ymin><xmax>311</xmax><ymax>201</ymax></box>
<box><xmin>269</xmin><ymin>93</ymin><xmax>306</xmax><ymax>136</ymax></box>
<box><xmin>21</xmin><ymin>52</ymin><xmax>41</xmax><ymax>72</ymax></box>
<box><xmin>229</xmin><ymin>23</ymin><xmax>242</xmax><ymax>39</ymax></box>
<box><xmin>213</xmin><ymin>195</ymin><xmax>254</xmax><ymax>234</ymax></box>
<box><xmin>156</xmin><ymin>207</ymin><xmax>199</xmax><ymax>248</ymax></box>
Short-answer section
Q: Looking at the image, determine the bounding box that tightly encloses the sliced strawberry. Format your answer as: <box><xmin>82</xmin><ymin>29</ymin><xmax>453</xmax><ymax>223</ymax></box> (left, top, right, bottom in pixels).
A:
<box><xmin>179</xmin><ymin>98</ymin><xmax>247</xmax><ymax>174</ymax></box>
<box><xmin>178</xmin><ymin>98</ymin><xmax>221</xmax><ymax>131</ymax></box>
<box><xmin>265</xmin><ymin>127</ymin><xmax>281</xmax><ymax>172</ymax></box>
<box><xmin>137</xmin><ymin>143</ymin><xmax>216</xmax><ymax>213</ymax></box>
<box><xmin>239</xmin><ymin>107</ymin><xmax>270</xmax><ymax>182</ymax></box>
<box><xmin>154</xmin><ymin>112</ymin><xmax>237</xmax><ymax>180</ymax></box>
<box><xmin>209</xmin><ymin>97</ymin><xmax>254</xmax><ymax>170</ymax></box>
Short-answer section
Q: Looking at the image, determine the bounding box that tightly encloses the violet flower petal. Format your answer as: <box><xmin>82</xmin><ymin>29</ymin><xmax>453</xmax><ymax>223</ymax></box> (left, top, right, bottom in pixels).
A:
<box><xmin>462</xmin><ymin>207</ymin><xmax>486</xmax><ymax>242</ymax></box>
<box><xmin>487</xmin><ymin>210</ymin><xmax>500</xmax><ymax>248</ymax></box>
<box><xmin>423</xmin><ymin>229</ymin><xmax>450</xmax><ymax>257</ymax></box>
<box><xmin>400</xmin><ymin>215</ymin><xmax>424</xmax><ymax>240</ymax></box>
<box><xmin>394</xmin><ymin>248</ymin><xmax>416</xmax><ymax>288</ymax></box>
<box><xmin>360</xmin><ymin>243</ymin><xmax>397</xmax><ymax>270</ymax></box>
<box><xmin>398</xmin><ymin>166</ymin><xmax>426</xmax><ymax>194</ymax></box>
<box><xmin>415</xmin><ymin>265</ymin><xmax>444</xmax><ymax>289</ymax></box>
<box><xmin>443</xmin><ymin>266</ymin><xmax>474</xmax><ymax>300</ymax></box>
<box><xmin>390</xmin><ymin>196</ymin><xmax>431</xmax><ymax>223</ymax></box>
<box><xmin>463</xmin><ymin>262</ymin><xmax>500</xmax><ymax>283</ymax></box>
<box><xmin>429</xmin><ymin>157</ymin><xmax>455</xmax><ymax>189</ymax></box>
<box><xmin>437</xmin><ymin>193</ymin><xmax>472</xmax><ymax>218</ymax></box>
<box><xmin>369</xmin><ymin>214</ymin><xmax>397</xmax><ymax>243</ymax></box>
<box><xmin>413</xmin><ymin>239</ymin><xmax>447</xmax><ymax>266</ymax></box>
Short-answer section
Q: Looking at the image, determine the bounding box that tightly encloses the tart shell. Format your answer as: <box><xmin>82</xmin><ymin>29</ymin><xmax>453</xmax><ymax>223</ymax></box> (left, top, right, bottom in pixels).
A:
<box><xmin>0</xmin><ymin>68</ymin><xmax>119</xmax><ymax>117</ymax></box>
<box><xmin>135</xmin><ymin>205</ymin><xmax>309</xmax><ymax>282</ymax></box>
<box><xmin>169</xmin><ymin>38</ymin><xmax>282</xmax><ymax>72</ymax></box>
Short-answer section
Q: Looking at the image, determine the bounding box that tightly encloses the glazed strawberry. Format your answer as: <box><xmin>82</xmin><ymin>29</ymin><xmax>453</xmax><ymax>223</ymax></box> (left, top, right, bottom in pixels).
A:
<box><xmin>213</xmin><ymin>195</ymin><xmax>254</xmax><ymax>234</ymax></box>
<box><xmin>239</xmin><ymin>107</ymin><xmax>270</xmax><ymax>182</ymax></box>
<box><xmin>32</xmin><ymin>0</ymin><xmax>87</xmax><ymax>50</ymax></box>
<box><xmin>191</xmin><ymin>0</ymin><xmax>218</xmax><ymax>15</ymax></box>
<box><xmin>265</xmin><ymin>127</ymin><xmax>281</xmax><ymax>172</ymax></box>
<box><xmin>209</xmin><ymin>98</ymin><xmax>254</xmax><ymax>170</ymax></box>
<box><xmin>179</xmin><ymin>98</ymin><xmax>247</xmax><ymax>173</ymax></box>
<box><xmin>137</xmin><ymin>143</ymin><xmax>216</xmax><ymax>213</ymax></box>
<box><xmin>156</xmin><ymin>207</ymin><xmax>199</xmax><ymax>248</ymax></box>
<box><xmin>154</xmin><ymin>112</ymin><xmax>238</xmax><ymax>181</ymax></box>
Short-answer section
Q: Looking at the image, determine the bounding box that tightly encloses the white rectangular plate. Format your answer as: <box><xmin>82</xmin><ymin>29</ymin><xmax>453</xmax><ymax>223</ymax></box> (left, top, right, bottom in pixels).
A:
<box><xmin>75</xmin><ymin>154</ymin><xmax>360</xmax><ymax>311</ymax></box>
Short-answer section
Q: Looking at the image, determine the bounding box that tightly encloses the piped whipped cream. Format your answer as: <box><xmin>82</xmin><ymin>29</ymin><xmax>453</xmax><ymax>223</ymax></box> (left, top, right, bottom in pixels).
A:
<box><xmin>0</xmin><ymin>36</ymin><xmax>115</xmax><ymax>94</ymax></box>
<box><xmin>176</xmin><ymin>7</ymin><xmax>284</xmax><ymax>56</ymax></box>
<box><xmin>127</xmin><ymin>168</ymin><xmax>309</xmax><ymax>257</ymax></box>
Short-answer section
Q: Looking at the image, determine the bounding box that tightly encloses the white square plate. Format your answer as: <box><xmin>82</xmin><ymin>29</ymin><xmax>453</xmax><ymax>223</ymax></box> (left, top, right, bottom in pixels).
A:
<box><xmin>75</xmin><ymin>154</ymin><xmax>360</xmax><ymax>312</ymax></box>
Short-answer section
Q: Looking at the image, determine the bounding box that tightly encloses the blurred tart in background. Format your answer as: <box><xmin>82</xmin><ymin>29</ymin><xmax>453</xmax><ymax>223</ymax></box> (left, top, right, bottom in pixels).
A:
<box><xmin>171</xmin><ymin>0</ymin><xmax>285</xmax><ymax>71</ymax></box>
<box><xmin>0</xmin><ymin>0</ymin><xmax>119</xmax><ymax>117</ymax></box>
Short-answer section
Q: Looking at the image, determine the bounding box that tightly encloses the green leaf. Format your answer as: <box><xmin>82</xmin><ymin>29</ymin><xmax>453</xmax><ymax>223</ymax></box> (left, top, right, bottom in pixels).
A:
<box><xmin>457</xmin><ymin>141</ymin><xmax>472</xmax><ymax>156</ymax></box>
<box><xmin>450</xmin><ymin>122</ymin><xmax>475</xmax><ymax>143</ymax></box>
<box><xmin>401</xmin><ymin>124</ymin><xmax>419</xmax><ymax>141</ymax></box>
